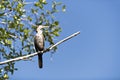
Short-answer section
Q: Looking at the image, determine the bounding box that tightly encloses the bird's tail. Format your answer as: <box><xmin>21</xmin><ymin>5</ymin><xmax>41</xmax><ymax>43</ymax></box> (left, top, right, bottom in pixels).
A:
<box><xmin>38</xmin><ymin>54</ymin><xmax>43</xmax><ymax>68</ymax></box>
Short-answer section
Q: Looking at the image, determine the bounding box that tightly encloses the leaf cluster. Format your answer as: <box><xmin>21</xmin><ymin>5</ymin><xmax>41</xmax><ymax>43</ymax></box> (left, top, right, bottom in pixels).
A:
<box><xmin>0</xmin><ymin>0</ymin><xmax>66</xmax><ymax>79</ymax></box>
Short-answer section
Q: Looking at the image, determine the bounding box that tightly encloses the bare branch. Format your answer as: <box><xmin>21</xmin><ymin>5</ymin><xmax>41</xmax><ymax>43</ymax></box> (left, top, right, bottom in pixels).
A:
<box><xmin>49</xmin><ymin>31</ymin><xmax>80</xmax><ymax>50</ymax></box>
<box><xmin>0</xmin><ymin>21</ymin><xmax>7</xmax><ymax>24</ymax></box>
<box><xmin>0</xmin><ymin>31</ymin><xmax>80</xmax><ymax>65</ymax></box>
<box><xmin>24</xmin><ymin>2</ymin><xmax>36</xmax><ymax>5</ymax></box>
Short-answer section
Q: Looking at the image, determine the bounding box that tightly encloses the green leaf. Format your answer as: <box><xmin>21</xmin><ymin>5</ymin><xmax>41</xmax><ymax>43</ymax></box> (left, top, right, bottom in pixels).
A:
<box><xmin>19</xmin><ymin>24</ymin><xmax>24</xmax><ymax>32</ymax></box>
<box><xmin>0</xmin><ymin>13</ymin><xmax>5</xmax><ymax>17</ymax></box>
<box><xmin>0</xmin><ymin>5</ymin><xmax>5</xmax><ymax>10</ymax></box>
<box><xmin>23</xmin><ymin>29</ymin><xmax>30</xmax><ymax>36</ymax></box>
<box><xmin>40</xmin><ymin>0</ymin><xmax>47</xmax><ymax>4</ymax></box>
<box><xmin>52</xmin><ymin>30</ymin><xmax>59</xmax><ymax>36</ymax></box>
<box><xmin>5</xmin><ymin>39</ymin><xmax>12</xmax><ymax>45</ymax></box>
<box><xmin>62</xmin><ymin>5</ymin><xmax>66</xmax><ymax>12</ymax></box>
<box><xmin>31</xmin><ymin>8</ymin><xmax>38</xmax><ymax>13</ymax></box>
<box><xmin>17</xmin><ymin>3</ymin><xmax>23</xmax><ymax>8</ymax></box>
<box><xmin>52</xmin><ymin>1</ymin><xmax>56</xmax><ymax>9</ymax></box>
<box><xmin>19</xmin><ymin>23</ymin><xmax>24</xmax><ymax>27</ymax></box>
<box><xmin>46</xmin><ymin>10</ymin><xmax>51</xmax><ymax>15</ymax></box>
<box><xmin>27</xmin><ymin>16</ymin><xmax>32</xmax><ymax>21</ymax></box>
<box><xmin>39</xmin><ymin>4</ymin><xmax>43</xmax><ymax>9</ymax></box>
<box><xmin>54</xmin><ymin>21</ymin><xmax>59</xmax><ymax>26</ymax></box>
<box><xmin>3</xmin><ymin>73</ymin><xmax>9</xmax><ymax>79</ymax></box>
<box><xmin>34</xmin><ymin>2</ymin><xmax>40</xmax><ymax>7</ymax></box>
<box><xmin>13</xmin><ymin>15</ymin><xmax>18</xmax><ymax>20</ymax></box>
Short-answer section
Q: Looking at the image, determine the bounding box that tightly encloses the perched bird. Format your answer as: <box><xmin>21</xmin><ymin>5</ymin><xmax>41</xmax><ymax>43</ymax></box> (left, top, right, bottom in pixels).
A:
<box><xmin>34</xmin><ymin>25</ymin><xmax>48</xmax><ymax>68</ymax></box>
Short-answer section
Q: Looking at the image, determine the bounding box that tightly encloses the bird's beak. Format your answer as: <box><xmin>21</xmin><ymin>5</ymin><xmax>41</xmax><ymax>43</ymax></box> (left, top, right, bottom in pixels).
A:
<box><xmin>36</xmin><ymin>25</ymin><xmax>49</xmax><ymax>32</ymax></box>
<box><xmin>41</xmin><ymin>26</ymin><xmax>49</xmax><ymax>28</ymax></box>
<box><xmin>38</xmin><ymin>25</ymin><xmax>49</xmax><ymax>29</ymax></box>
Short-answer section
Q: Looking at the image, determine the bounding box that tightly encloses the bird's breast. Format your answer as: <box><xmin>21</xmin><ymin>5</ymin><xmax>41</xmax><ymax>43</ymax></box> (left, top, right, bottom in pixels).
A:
<box><xmin>34</xmin><ymin>34</ymin><xmax>44</xmax><ymax>50</ymax></box>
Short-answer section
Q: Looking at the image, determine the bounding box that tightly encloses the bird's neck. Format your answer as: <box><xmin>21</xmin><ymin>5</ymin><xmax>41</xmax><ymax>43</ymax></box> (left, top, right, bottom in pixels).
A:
<box><xmin>36</xmin><ymin>31</ymin><xmax>43</xmax><ymax>36</ymax></box>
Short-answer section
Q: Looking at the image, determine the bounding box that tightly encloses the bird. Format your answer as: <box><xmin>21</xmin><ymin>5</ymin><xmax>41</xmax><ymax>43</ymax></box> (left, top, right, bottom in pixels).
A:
<box><xmin>34</xmin><ymin>25</ymin><xmax>48</xmax><ymax>68</ymax></box>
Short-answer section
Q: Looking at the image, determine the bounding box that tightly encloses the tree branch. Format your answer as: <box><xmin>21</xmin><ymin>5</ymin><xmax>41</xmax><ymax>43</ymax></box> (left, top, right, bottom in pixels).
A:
<box><xmin>0</xmin><ymin>31</ymin><xmax>80</xmax><ymax>65</ymax></box>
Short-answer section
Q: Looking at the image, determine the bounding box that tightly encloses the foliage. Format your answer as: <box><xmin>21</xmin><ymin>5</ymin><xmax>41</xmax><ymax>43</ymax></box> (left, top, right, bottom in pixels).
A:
<box><xmin>0</xmin><ymin>0</ymin><xmax>66</xmax><ymax>79</ymax></box>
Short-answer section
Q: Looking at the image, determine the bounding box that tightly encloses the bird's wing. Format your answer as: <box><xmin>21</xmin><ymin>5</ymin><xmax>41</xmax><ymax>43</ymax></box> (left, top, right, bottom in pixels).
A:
<box><xmin>34</xmin><ymin>35</ymin><xmax>44</xmax><ymax>51</ymax></box>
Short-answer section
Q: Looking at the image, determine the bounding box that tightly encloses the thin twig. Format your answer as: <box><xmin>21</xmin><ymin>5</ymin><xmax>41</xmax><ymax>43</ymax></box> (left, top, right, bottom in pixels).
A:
<box><xmin>24</xmin><ymin>2</ymin><xmax>36</xmax><ymax>5</ymax></box>
<box><xmin>0</xmin><ymin>31</ymin><xmax>80</xmax><ymax>65</ymax></box>
<box><xmin>0</xmin><ymin>22</ymin><xmax>7</xmax><ymax>24</ymax></box>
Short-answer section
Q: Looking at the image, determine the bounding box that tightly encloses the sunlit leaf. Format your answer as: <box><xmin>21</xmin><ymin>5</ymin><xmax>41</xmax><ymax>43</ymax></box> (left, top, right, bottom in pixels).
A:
<box><xmin>3</xmin><ymin>74</ymin><xmax>9</xmax><ymax>79</ymax></box>
<box><xmin>34</xmin><ymin>2</ymin><xmax>40</xmax><ymax>7</ymax></box>
<box><xmin>5</xmin><ymin>40</ymin><xmax>12</xmax><ymax>45</ymax></box>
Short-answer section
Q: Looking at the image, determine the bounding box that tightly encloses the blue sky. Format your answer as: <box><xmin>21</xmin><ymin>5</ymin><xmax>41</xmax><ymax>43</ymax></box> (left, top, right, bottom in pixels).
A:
<box><xmin>11</xmin><ymin>0</ymin><xmax>120</xmax><ymax>80</ymax></box>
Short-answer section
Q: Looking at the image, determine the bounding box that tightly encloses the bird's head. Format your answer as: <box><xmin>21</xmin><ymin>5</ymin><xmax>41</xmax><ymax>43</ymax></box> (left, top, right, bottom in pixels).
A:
<box><xmin>36</xmin><ymin>25</ymin><xmax>48</xmax><ymax>33</ymax></box>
